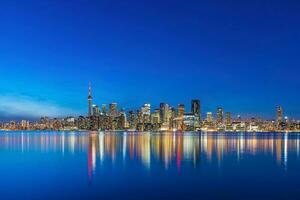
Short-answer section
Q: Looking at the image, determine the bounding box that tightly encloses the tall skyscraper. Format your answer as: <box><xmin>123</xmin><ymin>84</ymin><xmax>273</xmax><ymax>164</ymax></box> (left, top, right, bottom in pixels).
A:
<box><xmin>217</xmin><ymin>107</ymin><xmax>223</xmax><ymax>123</ymax></box>
<box><xmin>92</xmin><ymin>105</ymin><xmax>100</xmax><ymax>116</ymax></box>
<box><xmin>109</xmin><ymin>103</ymin><xmax>117</xmax><ymax>117</ymax></box>
<box><xmin>88</xmin><ymin>83</ymin><xmax>93</xmax><ymax>117</ymax></box>
<box><xmin>141</xmin><ymin>104</ymin><xmax>151</xmax><ymax>123</ymax></box>
<box><xmin>102</xmin><ymin>104</ymin><xmax>106</xmax><ymax>115</ymax></box>
<box><xmin>206</xmin><ymin>112</ymin><xmax>213</xmax><ymax>123</ymax></box>
<box><xmin>178</xmin><ymin>104</ymin><xmax>185</xmax><ymax>117</ymax></box>
<box><xmin>191</xmin><ymin>99</ymin><xmax>201</xmax><ymax>120</ymax></box>
<box><xmin>225</xmin><ymin>112</ymin><xmax>232</xmax><ymax>125</ymax></box>
<box><xmin>277</xmin><ymin>106</ymin><xmax>283</xmax><ymax>123</ymax></box>
<box><xmin>142</xmin><ymin>104</ymin><xmax>151</xmax><ymax>115</ymax></box>
<box><xmin>151</xmin><ymin>109</ymin><xmax>160</xmax><ymax>124</ymax></box>
<box><xmin>128</xmin><ymin>110</ymin><xmax>137</xmax><ymax>129</ymax></box>
<box><xmin>159</xmin><ymin>103</ymin><xmax>171</xmax><ymax>126</ymax></box>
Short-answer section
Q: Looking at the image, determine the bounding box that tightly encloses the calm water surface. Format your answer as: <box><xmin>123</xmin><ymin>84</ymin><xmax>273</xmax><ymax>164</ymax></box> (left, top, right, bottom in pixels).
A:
<box><xmin>0</xmin><ymin>131</ymin><xmax>300</xmax><ymax>199</ymax></box>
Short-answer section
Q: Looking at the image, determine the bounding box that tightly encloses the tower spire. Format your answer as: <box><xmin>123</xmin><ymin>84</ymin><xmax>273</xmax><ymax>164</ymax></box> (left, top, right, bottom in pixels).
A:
<box><xmin>88</xmin><ymin>82</ymin><xmax>93</xmax><ymax>117</ymax></box>
<box><xmin>88</xmin><ymin>82</ymin><xmax>92</xmax><ymax>97</ymax></box>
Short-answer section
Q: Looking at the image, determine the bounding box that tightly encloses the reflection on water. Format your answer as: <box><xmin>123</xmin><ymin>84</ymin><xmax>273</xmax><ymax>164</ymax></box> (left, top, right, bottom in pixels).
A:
<box><xmin>1</xmin><ymin>132</ymin><xmax>300</xmax><ymax>177</ymax></box>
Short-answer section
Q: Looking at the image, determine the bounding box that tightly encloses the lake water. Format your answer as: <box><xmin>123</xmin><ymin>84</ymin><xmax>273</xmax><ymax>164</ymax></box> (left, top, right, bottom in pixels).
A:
<box><xmin>0</xmin><ymin>131</ymin><xmax>300</xmax><ymax>199</ymax></box>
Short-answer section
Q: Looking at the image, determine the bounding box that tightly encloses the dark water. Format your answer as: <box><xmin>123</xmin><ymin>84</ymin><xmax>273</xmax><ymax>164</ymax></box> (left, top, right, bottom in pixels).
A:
<box><xmin>0</xmin><ymin>131</ymin><xmax>300</xmax><ymax>200</ymax></box>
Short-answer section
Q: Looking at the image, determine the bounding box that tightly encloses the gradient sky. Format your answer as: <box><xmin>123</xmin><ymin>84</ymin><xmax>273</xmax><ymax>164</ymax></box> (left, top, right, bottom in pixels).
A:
<box><xmin>0</xmin><ymin>0</ymin><xmax>299</xmax><ymax>120</ymax></box>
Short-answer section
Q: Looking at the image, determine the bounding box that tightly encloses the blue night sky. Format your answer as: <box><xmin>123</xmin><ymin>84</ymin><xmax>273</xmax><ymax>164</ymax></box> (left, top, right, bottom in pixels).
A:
<box><xmin>0</xmin><ymin>0</ymin><xmax>299</xmax><ymax>120</ymax></box>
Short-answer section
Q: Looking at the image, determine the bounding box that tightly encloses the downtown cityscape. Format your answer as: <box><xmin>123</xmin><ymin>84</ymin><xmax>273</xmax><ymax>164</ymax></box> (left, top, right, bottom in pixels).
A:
<box><xmin>1</xmin><ymin>1</ymin><xmax>300</xmax><ymax>199</ymax></box>
<box><xmin>1</xmin><ymin>84</ymin><xmax>299</xmax><ymax>132</ymax></box>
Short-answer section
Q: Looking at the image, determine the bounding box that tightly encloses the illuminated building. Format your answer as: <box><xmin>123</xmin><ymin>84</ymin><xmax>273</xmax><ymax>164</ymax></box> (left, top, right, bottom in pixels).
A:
<box><xmin>117</xmin><ymin>111</ymin><xmax>126</xmax><ymax>130</ymax></box>
<box><xmin>92</xmin><ymin>105</ymin><xmax>100</xmax><ymax>116</ymax></box>
<box><xmin>77</xmin><ymin>116</ymin><xmax>87</xmax><ymax>130</ymax></box>
<box><xmin>183</xmin><ymin>113</ymin><xmax>197</xmax><ymax>131</ymax></box>
<box><xmin>101</xmin><ymin>104</ymin><xmax>106</xmax><ymax>115</ymax></box>
<box><xmin>9</xmin><ymin>121</ymin><xmax>16</xmax><ymax>130</ymax></box>
<box><xmin>99</xmin><ymin>115</ymin><xmax>113</xmax><ymax>130</ymax></box>
<box><xmin>39</xmin><ymin>117</ymin><xmax>50</xmax><ymax>130</ymax></box>
<box><xmin>151</xmin><ymin>109</ymin><xmax>160</xmax><ymax>124</ymax></box>
<box><xmin>52</xmin><ymin>119</ymin><xmax>63</xmax><ymax>130</ymax></box>
<box><xmin>141</xmin><ymin>104</ymin><xmax>151</xmax><ymax>123</ymax></box>
<box><xmin>225</xmin><ymin>112</ymin><xmax>232</xmax><ymax>125</ymax></box>
<box><xmin>63</xmin><ymin>116</ymin><xmax>76</xmax><ymax>129</ymax></box>
<box><xmin>191</xmin><ymin>99</ymin><xmax>201</xmax><ymax>120</ymax></box>
<box><xmin>277</xmin><ymin>106</ymin><xmax>283</xmax><ymax>123</ymax></box>
<box><xmin>128</xmin><ymin>110</ymin><xmax>137</xmax><ymax>130</ymax></box>
<box><xmin>160</xmin><ymin>103</ymin><xmax>167</xmax><ymax>123</ymax></box>
<box><xmin>173</xmin><ymin>104</ymin><xmax>185</xmax><ymax>131</ymax></box>
<box><xmin>206</xmin><ymin>112</ymin><xmax>213</xmax><ymax>123</ymax></box>
<box><xmin>137</xmin><ymin>110</ymin><xmax>143</xmax><ymax>124</ymax></box>
<box><xmin>160</xmin><ymin>103</ymin><xmax>171</xmax><ymax>130</ymax></box>
<box><xmin>178</xmin><ymin>104</ymin><xmax>185</xmax><ymax>117</ymax></box>
<box><xmin>168</xmin><ymin>107</ymin><xmax>176</xmax><ymax>129</ymax></box>
<box><xmin>276</xmin><ymin>106</ymin><xmax>285</xmax><ymax>131</ymax></box>
<box><xmin>109</xmin><ymin>103</ymin><xmax>117</xmax><ymax>117</ymax></box>
<box><xmin>21</xmin><ymin>120</ymin><xmax>30</xmax><ymax>130</ymax></box>
<box><xmin>217</xmin><ymin>107</ymin><xmax>223</xmax><ymax>124</ymax></box>
<box><xmin>142</xmin><ymin>104</ymin><xmax>151</xmax><ymax>115</ymax></box>
<box><xmin>170</xmin><ymin>107</ymin><xmax>176</xmax><ymax>118</ymax></box>
<box><xmin>88</xmin><ymin>83</ymin><xmax>93</xmax><ymax>117</ymax></box>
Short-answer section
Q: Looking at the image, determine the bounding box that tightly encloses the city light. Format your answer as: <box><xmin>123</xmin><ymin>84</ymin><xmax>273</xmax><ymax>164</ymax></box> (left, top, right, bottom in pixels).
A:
<box><xmin>1</xmin><ymin>84</ymin><xmax>299</xmax><ymax>133</ymax></box>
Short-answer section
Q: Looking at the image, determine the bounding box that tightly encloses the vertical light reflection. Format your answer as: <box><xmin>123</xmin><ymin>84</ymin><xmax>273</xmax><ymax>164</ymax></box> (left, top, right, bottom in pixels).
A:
<box><xmin>61</xmin><ymin>132</ymin><xmax>65</xmax><ymax>156</ymax></box>
<box><xmin>297</xmin><ymin>136</ymin><xmax>299</xmax><ymax>158</ymax></box>
<box><xmin>88</xmin><ymin>132</ymin><xmax>98</xmax><ymax>182</ymax></box>
<box><xmin>283</xmin><ymin>133</ymin><xmax>288</xmax><ymax>170</ymax></box>
<box><xmin>141</xmin><ymin>133</ymin><xmax>151</xmax><ymax>169</ymax></box>
<box><xmin>216</xmin><ymin>134</ymin><xmax>223</xmax><ymax>165</ymax></box>
<box><xmin>99</xmin><ymin>133</ymin><xmax>104</xmax><ymax>163</ymax></box>
<box><xmin>177</xmin><ymin>134</ymin><xmax>183</xmax><ymax>172</ymax></box>
<box><xmin>183</xmin><ymin>135</ymin><xmax>194</xmax><ymax>161</ymax></box>
<box><xmin>129</xmin><ymin>134</ymin><xmax>135</xmax><ymax>160</ymax></box>
<box><xmin>21</xmin><ymin>132</ymin><xmax>24</xmax><ymax>153</ymax></box>
<box><xmin>172</xmin><ymin>133</ymin><xmax>176</xmax><ymax>158</ymax></box>
<box><xmin>201</xmin><ymin>133</ymin><xmax>207</xmax><ymax>156</ymax></box>
<box><xmin>122</xmin><ymin>133</ymin><xmax>127</xmax><ymax>161</ymax></box>
<box><xmin>275</xmin><ymin>135</ymin><xmax>282</xmax><ymax>165</ymax></box>
<box><xmin>92</xmin><ymin>136</ymin><xmax>97</xmax><ymax>172</ymax></box>
<box><xmin>163</xmin><ymin>134</ymin><xmax>172</xmax><ymax>169</ymax></box>
<box><xmin>207</xmin><ymin>134</ymin><xmax>213</xmax><ymax>162</ymax></box>
<box><xmin>68</xmin><ymin>134</ymin><xmax>75</xmax><ymax>154</ymax></box>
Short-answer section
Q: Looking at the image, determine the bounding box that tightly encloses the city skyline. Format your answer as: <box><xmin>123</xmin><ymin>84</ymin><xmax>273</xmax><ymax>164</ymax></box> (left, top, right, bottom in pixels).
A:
<box><xmin>0</xmin><ymin>1</ymin><xmax>300</xmax><ymax>120</ymax></box>
<box><xmin>0</xmin><ymin>82</ymin><xmax>299</xmax><ymax>122</ymax></box>
<box><xmin>1</xmin><ymin>84</ymin><xmax>299</xmax><ymax>132</ymax></box>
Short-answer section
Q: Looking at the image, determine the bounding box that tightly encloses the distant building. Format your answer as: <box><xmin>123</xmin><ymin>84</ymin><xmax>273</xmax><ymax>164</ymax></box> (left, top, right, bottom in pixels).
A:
<box><xmin>160</xmin><ymin>103</ymin><xmax>169</xmax><ymax>125</ymax></box>
<box><xmin>206</xmin><ymin>112</ymin><xmax>213</xmax><ymax>123</ymax></box>
<box><xmin>92</xmin><ymin>105</ymin><xmax>100</xmax><ymax>116</ymax></box>
<box><xmin>141</xmin><ymin>104</ymin><xmax>151</xmax><ymax>123</ymax></box>
<box><xmin>217</xmin><ymin>107</ymin><xmax>223</xmax><ymax>124</ymax></box>
<box><xmin>102</xmin><ymin>104</ymin><xmax>106</xmax><ymax>115</ymax></box>
<box><xmin>142</xmin><ymin>104</ymin><xmax>151</xmax><ymax>115</ymax></box>
<box><xmin>277</xmin><ymin>106</ymin><xmax>284</xmax><ymax>130</ymax></box>
<box><xmin>183</xmin><ymin>113</ymin><xmax>198</xmax><ymax>131</ymax></box>
<box><xmin>191</xmin><ymin>99</ymin><xmax>201</xmax><ymax>120</ymax></box>
<box><xmin>128</xmin><ymin>110</ymin><xmax>137</xmax><ymax>129</ymax></box>
<box><xmin>109</xmin><ymin>103</ymin><xmax>117</xmax><ymax>117</ymax></box>
<box><xmin>151</xmin><ymin>109</ymin><xmax>160</xmax><ymax>124</ymax></box>
<box><xmin>225</xmin><ymin>112</ymin><xmax>232</xmax><ymax>125</ymax></box>
<box><xmin>178</xmin><ymin>104</ymin><xmax>185</xmax><ymax>117</ymax></box>
<box><xmin>117</xmin><ymin>111</ymin><xmax>126</xmax><ymax>130</ymax></box>
<box><xmin>277</xmin><ymin>106</ymin><xmax>283</xmax><ymax>123</ymax></box>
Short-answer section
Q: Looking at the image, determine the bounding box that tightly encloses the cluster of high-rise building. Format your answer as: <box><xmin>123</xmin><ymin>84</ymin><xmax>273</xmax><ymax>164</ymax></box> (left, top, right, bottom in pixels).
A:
<box><xmin>0</xmin><ymin>85</ymin><xmax>299</xmax><ymax>132</ymax></box>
